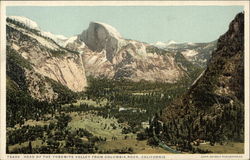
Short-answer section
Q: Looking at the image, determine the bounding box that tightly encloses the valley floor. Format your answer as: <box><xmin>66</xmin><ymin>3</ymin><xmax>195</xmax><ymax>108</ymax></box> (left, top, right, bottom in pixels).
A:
<box><xmin>7</xmin><ymin>108</ymin><xmax>170</xmax><ymax>154</ymax></box>
<box><xmin>7</xmin><ymin>97</ymin><xmax>244</xmax><ymax>154</ymax></box>
<box><xmin>6</xmin><ymin>78</ymin><xmax>244</xmax><ymax>154</ymax></box>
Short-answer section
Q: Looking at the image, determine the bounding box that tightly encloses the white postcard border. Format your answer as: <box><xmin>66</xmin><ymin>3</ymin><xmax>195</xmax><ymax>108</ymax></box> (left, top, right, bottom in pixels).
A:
<box><xmin>0</xmin><ymin>1</ymin><xmax>249</xmax><ymax>160</ymax></box>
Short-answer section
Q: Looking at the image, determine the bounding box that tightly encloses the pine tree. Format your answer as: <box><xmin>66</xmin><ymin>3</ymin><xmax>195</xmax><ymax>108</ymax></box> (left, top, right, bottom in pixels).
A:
<box><xmin>28</xmin><ymin>141</ymin><xmax>32</xmax><ymax>154</ymax></box>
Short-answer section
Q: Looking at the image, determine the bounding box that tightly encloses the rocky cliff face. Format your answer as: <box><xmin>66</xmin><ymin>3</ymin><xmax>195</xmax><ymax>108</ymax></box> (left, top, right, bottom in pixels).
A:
<box><xmin>69</xmin><ymin>22</ymin><xmax>187</xmax><ymax>83</ymax></box>
<box><xmin>161</xmin><ymin>13</ymin><xmax>244</xmax><ymax>143</ymax></box>
<box><xmin>79</xmin><ymin>22</ymin><xmax>126</xmax><ymax>62</ymax></box>
<box><xmin>6</xmin><ymin>17</ymin><xmax>87</xmax><ymax>101</ymax></box>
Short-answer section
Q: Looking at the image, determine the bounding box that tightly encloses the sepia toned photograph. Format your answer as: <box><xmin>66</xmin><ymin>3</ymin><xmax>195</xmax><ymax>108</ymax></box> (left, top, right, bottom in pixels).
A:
<box><xmin>0</xmin><ymin>1</ymin><xmax>249</xmax><ymax>159</ymax></box>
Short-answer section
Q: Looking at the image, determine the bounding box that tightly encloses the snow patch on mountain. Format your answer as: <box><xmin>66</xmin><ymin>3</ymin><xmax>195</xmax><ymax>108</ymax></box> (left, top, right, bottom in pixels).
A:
<box><xmin>181</xmin><ymin>49</ymin><xmax>199</xmax><ymax>57</ymax></box>
<box><xmin>7</xmin><ymin>22</ymin><xmax>60</xmax><ymax>50</ymax></box>
<box><xmin>42</xmin><ymin>32</ymin><xmax>67</xmax><ymax>40</ymax></box>
<box><xmin>28</xmin><ymin>32</ymin><xmax>60</xmax><ymax>50</ymax></box>
<box><xmin>63</xmin><ymin>36</ymin><xmax>86</xmax><ymax>53</ymax></box>
<box><xmin>8</xmin><ymin>16</ymin><xmax>69</xmax><ymax>47</ymax></box>
<box><xmin>167</xmin><ymin>40</ymin><xmax>177</xmax><ymax>45</ymax></box>
<box><xmin>153</xmin><ymin>41</ymin><xmax>168</xmax><ymax>48</ymax></box>
<box><xmin>41</xmin><ymin>31</ymin><xmax>68</xmax><ymax>46</ymax></box>
<box><xmin>152</xmin><ymin>40</ymin><xmax>178</xmax><ymax>49</ymax></box>
<box><xmin>8</xmin><ymin>16</ymin><xmax>40</xmax><ymax>30</ymax></box>
<box><xmin>64</xmin><ymin>36</ymin><xmax>77</xmax><ymax>45</ymax></box>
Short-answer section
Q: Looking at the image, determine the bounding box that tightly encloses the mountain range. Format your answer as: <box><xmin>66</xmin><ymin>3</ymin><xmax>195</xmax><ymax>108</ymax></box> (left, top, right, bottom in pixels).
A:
<box><xmin>6</xmin><ymin>16</ymin><xmax>217</xmax><ymax>101</ymax></box>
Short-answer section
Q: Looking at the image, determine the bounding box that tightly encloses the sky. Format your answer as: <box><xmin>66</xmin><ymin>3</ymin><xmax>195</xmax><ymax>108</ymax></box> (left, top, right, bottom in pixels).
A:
<box><xmin>6</xmin><ymin>6</ymin><xmax>244</xmax><ymax>43</ymax></box>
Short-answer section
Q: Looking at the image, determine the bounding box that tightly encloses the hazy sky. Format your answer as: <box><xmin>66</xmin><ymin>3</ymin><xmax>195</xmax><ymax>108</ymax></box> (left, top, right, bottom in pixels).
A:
<box><xmin>7</xmin><ymin>6</ymin><xmax>243</xmax><ymax>43</ymax></box>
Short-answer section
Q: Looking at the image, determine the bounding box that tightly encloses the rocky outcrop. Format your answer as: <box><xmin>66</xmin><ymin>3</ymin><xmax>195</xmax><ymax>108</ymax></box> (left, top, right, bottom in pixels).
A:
<box><xmin>25</xmin><ymin>70</ymin><xmax>58</xmax><ymax>101</ymax></box>
<box><xmin>112</xmin><ymin>40</ymin><xmax>184</xmax><ymax>82</ymax></box>
<box><xmin>79</xmin><ymin>22</ymin><xmax>126</xmax><ymax>62</ymax></box>
<box><xmin>6</xmin><ymin>18</ymin><xmax>87</xmax><ymax>100</ymax></box>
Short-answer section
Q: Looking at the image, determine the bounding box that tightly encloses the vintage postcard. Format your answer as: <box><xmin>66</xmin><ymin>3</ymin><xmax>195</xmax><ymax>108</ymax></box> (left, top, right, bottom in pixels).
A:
<box><xmin>0</xmin><ymin>1</ymin><xmax>249</xmax><ymax>160</ymax></box>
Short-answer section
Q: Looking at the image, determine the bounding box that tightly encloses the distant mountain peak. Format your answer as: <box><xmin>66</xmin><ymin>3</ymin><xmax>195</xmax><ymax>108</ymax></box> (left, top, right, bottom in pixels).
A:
<box><xmin>166</xmin><ymin>40</ymin><xmax>177</xmax><ymax>45</ymax></box>
<box><xmin>152</xmin><ymin>40</ymin><xmax>178</xmax><ymax>48</ymax></box>
<box><xmin>152</xmin><ymin>41</ymin><xmax>168</xmax><ymax>48</ymax></box>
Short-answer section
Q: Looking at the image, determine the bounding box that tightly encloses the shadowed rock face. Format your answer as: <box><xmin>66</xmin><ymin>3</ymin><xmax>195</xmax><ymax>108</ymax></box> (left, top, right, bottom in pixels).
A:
<box><xmin>161</xmin><ymin>12</ymin><xmax>244</xmax><ymax>142</ymax></box>
<box><xmin>79</xmin><ymin>22</ymin><xmax>125</xmax><ymax>62</ymax></box>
